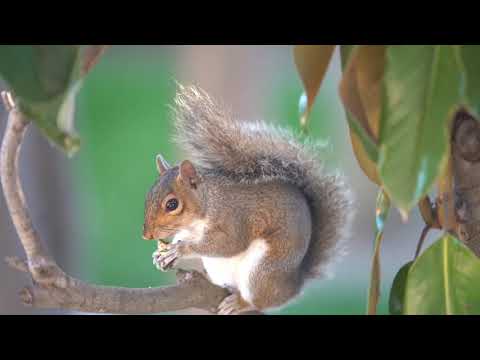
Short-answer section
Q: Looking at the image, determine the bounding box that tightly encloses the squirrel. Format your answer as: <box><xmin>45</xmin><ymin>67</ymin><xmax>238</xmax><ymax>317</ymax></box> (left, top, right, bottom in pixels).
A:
<box><xmin>142</xmin><ymin>84</ymin><xmax>354</xmax><ymax>314</ymax></box>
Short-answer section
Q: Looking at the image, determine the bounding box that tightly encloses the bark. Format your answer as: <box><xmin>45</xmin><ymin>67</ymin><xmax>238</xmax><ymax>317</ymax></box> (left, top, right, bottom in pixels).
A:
<box><xmin>452</xmin><ymin>109</ymin><xmax>480</xmax><ymax>256</ymax></box>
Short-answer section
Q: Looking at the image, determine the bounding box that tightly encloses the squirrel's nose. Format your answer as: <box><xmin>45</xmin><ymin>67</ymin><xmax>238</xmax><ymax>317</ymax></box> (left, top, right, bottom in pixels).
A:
<box><xmin>142</xmin><ymin>225</ymin><xmax>154</xmax><ymax>240</ymax></box>
<box><xmin>143</xmin><ymin>233</ymin><xmax>154</xmax><ymax>240</ymax></box>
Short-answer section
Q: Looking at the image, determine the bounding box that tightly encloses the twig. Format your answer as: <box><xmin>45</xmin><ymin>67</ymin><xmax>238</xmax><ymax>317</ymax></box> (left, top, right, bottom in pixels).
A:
<box><xmin>0</xmin><ymin>91</ymin><xmax>237</xmax><ymax>314</ymax></box>
<box><xmin>414</xmin><ymin>225</ymin><xmax>431</xmax><ymax>260</ymax></box>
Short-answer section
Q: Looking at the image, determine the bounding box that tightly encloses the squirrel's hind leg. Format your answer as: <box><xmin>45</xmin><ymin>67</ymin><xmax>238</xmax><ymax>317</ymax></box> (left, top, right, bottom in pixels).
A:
<box><xmin>217</xmin><ymin>292</ymin><xmax>256</xmax><ymax>315</ymax></box>
<box><xmin>235</xmin><ymin>238</ymin><xmax>303</xmax><ymax>313</ymax></box>
<box><xmin>247</xmin><ymin>269</ymin><xmax>302</xmax><ymax>312</ymax></box>
<box><xmin>218</xmin><ymin>268</ymin><xmax>301</xmax><ymax>314</ymax></box>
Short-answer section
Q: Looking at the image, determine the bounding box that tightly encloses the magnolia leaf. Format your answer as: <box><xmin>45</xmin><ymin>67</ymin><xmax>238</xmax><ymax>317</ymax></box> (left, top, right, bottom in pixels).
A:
<box><xmin>340</xmin><ymin>45</ymin><xmax>355</xmax><ymax>68</ymax></box>
<box><xmin>293</xmin><ymin>45</ymin><xmax>335</xmax><ymax>129</ymax></box>
<box><xmin>0</xmin><ymin>45</ymin><xmax>79</xmax><ymax>102</ymax></box>
<box><xmin>0</xmin><ymin>45</ymin><xmax>108</xmax><ymax>155</ymax></box>
<box><xmin>461</xmin><ymin>45</ymin><xmax>480</xmax><ymax>117</ymax></box>
<box><xmin>379</xmin><ymin>45</ymin><xmax>465</xmax><ymax>213</ymax></box>
<box><xmin>388</xmin><ymin>261</ymin><xmax>413</xmax><ymax>315</ymax></box>
<box><xmin>81</xmin><ymin>45</ymin><xmax>109</xmax><ymax>75</ymax></box>
<box><xmin>405</xmin><ymin>234</ymin><xmax>480</xmax><ymax>314</ymax></box>
<box><xmin>339</xmin><ymin>45</ymin><xmax>385</xmax><ymax>185</ymax></box>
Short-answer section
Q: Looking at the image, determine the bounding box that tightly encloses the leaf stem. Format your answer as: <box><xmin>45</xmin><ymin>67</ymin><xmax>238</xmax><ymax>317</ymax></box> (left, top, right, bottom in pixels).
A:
<box><xmin>414</xmin><ymin>225</ymin><xmax>431</xmax><ymax>260</ymax></box>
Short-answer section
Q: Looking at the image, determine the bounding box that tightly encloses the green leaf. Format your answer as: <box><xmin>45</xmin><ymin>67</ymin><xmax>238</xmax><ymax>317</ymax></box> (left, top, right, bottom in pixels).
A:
<box><xmin>379</xmin><ymin>45</ymin><xmax>465</xmax><ymax>213</ymax></box>
<box><xmin>388</xmin><ymin>261</ymin><xmax>412</xmax><ymax>315</ymax></box>
<box><xmin>339</xmin><ymin>45</ymin><xmax>384</xmax><ymax>184</ymax></box>
<box><xmin>405</xmin><ymin>234</ymin><xmax>480</xmax><ymax>314</ymax></box>
<box><xmin>367</xmin><ymin>189</ymin><xmax>390</xmax><ymax>314</ymax></box>
<box><xmin>0</xmin><ymin>45</ymin><xmax>107</xmax><ymax>155</ymax></box>
<box><xmin>461</xmin><ymin>45</ymin><xmax>480</xmax><ymax>117</ymax></box>
<box><xmin>293</xmin><ymin>45</ymin><xmax>336</xmax><ymax>131</ymax></box>
<box><xmin>340</xmin><ymin>45</ymin><xmax>356</xmax><ymax>69</ymax></box>
<box><xmin>346</xmin><ymin>114</ymin><xmax>379</xmax><ymax>163</ymax></box>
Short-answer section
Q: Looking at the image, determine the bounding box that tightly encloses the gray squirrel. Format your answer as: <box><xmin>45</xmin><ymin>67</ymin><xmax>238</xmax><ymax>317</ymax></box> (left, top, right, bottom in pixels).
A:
<box><xmin>143</xmin><ymin>84</ymin><xmax>353</xmax><ymax>314</ymax></box>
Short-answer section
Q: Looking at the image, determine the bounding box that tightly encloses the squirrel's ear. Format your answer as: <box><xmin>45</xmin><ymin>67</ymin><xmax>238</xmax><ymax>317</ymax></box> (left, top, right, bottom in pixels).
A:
<box><xmin>179</xmin><ymin>160</ymin><xmax>200</xmax><ymax>188</ymax></box>
<box><xmin>156</xmin><ymin>154</ymin><xmax>171</xmax><ymax>175</ymax></box>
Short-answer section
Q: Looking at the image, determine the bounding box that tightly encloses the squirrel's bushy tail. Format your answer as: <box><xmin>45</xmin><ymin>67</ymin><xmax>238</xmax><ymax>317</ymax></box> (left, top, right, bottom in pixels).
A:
<box><xmin>173</xmin><ymin>84</ymin><xmax>354</xmax><ymax>281</ymax></box>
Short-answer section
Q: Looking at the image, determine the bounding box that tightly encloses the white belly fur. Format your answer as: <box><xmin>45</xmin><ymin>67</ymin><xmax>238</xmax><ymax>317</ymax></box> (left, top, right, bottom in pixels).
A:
<box><xmin>201</xmin><ymin>239</ymin><xmax>268</xmax><ymax>303</ymax></box>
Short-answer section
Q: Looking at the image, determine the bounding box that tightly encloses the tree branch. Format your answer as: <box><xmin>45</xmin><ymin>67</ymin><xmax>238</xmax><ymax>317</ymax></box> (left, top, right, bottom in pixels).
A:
<box><xmin>11</xmin><ymin>264</ymin><xmax>229</xmax><ymax>314</ymax></box>
<box><xmin>452</xmin><ymin>108</ymin><xmax>480</xmax><ymax>257</ymax></box>
<box><xmin>0</xmin><ymin>91</ymin><xmax>233</xmax><ymax>314</ymax></box>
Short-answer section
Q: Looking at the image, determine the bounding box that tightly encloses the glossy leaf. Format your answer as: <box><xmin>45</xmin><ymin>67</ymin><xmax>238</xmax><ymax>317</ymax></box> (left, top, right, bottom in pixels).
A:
<box><xmin>340</xmin><ymin>45</ymin><xmax>385</xmax><ymax>139</ymax></box>
<box><xmin>388</xmin><ymin>261</ymin><xmax>412</xmax><ymax>315</ymax></box>
<box><xmin>405</xmin><ymin>234</ymin><xmax>480</xmax><ymax>314</ymax></box>
<box><xmin>81</xmin><ymin>45</ymin><xmax>109</xmax><ymax>75</ymax></box>
<box><xmin>340</xmin><ymin>45</ymin><xmax>385</xmax><ymax>185</ymax></box>
<box><xmin>0</xmin><ymin>46</ymin><xmax>79</xmax><ymax>101</ymax></box>
<box><xmin>0</xmin><ymin>45</ymin><xmax>107</xmax><ymax>155</ymax></box>
<box><xmin>379</xmin><ymin>45</ymin><xmax>465</xmax><ymax>213</ymax></box>
<box><xmin>346</xmin><ymin>115</ymin><xmax>379</xmax><ymax>165</ymax></box>
<box><xmin>333</xmin><ymin>45</ymin><xmax>376</xmax><ymax>174</ymax></box>
<box><xmin>367</xmin><ymin>189</ymin><xmax>390</xmax><ymax>315</ymax></box>
<box><xmin>340</xmin><ymin>45</ymin><xmax>355</xmax><ymax>69</ymax></box>
<box><xmin>294</xmin><ymin>45</ymin><xmax>335</xmax><ymax>129</ymax></box>
<box><xmin>461</xmin><ymin>45</ymin><xmax>480</xmax><ymax>117</ymax></box>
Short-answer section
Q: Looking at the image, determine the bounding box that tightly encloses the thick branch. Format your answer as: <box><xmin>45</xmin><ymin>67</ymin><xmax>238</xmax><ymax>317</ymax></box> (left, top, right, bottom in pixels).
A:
<box><xmin>0</xmin><ymin>92</ymin><xmax>232</xmax><ymax>314</ymax></box>
<box><xmin>452</xmin><ymin>109</ymin><xmax>480</xmax><ymax>256</ymax></box>
<box><xmin>12</xmin><ymin>265</ymin><xmax>228</xmax><ymax>313</ymax></box>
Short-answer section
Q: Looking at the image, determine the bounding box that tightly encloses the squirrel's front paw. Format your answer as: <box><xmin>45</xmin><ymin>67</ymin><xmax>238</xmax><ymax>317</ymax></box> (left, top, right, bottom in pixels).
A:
<box><xmin>152</xmin><ymin>242</ymin><xmax>168</xmax><ymax>271</ymax></box>
<box><xmin>153</xmin><ymin>243</ymin><xmax>184</xmax><ymax>271</ymax></box>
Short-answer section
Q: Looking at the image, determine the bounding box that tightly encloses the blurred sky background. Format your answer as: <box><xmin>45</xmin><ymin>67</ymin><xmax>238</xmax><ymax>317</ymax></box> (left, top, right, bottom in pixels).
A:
<box><xmin>0</xmin><ymin>45</ymin><xmax>442</xmax><ymax>314</ymax></box>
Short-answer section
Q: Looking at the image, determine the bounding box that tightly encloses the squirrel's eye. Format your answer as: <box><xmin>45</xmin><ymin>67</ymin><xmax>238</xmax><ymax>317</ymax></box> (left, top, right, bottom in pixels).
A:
<box><xmin>165</xmin><ymin>198</ymin><xmax>179</xmax><ymax>212</ymax></box>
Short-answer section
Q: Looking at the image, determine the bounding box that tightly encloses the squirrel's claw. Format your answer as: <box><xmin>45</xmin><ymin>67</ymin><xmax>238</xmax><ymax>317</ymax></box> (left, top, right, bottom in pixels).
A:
<box><xmin>217</xmin><ymin>293</ymin><xmax>255</xmax><ymax>315</ymax></box>
<box><xmin>152</xmin><ymin>248</ymin><xmax>166</xmax><ymax>270</ymax></box>
<box><xmin>153</xmin><ymin>245</ymin><xmax>180</xmax><ymax>271</ymax></box>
